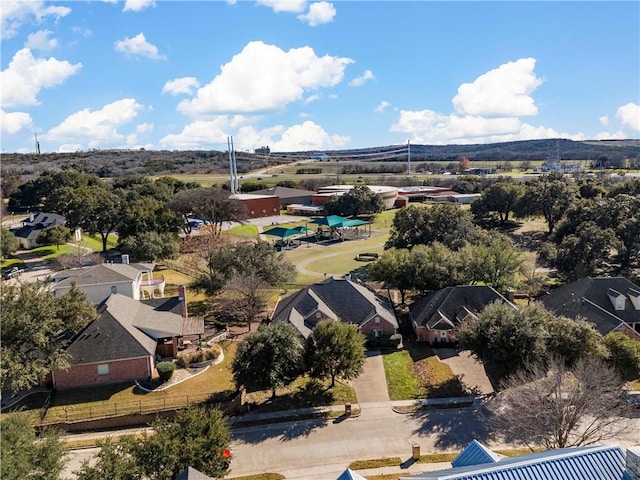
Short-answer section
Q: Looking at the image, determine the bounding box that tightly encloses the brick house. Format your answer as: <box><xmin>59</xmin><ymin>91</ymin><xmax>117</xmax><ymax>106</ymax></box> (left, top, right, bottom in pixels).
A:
<box><xmin>271</xmin><ymin>276</ymin><xmax>398</xmax><ymax>340</ymax></box>
<box><xmin>410</xmin><ymin>285</ymin><xmax>514</xmax><ymax>344</ymax></box>
<box><xmin>52</xmin><ymin>287</ymin><xmax>203</xmax><ymax>390</ymax></box>
<box><xmin>539</xmin><ymin>276</ymin><xmax>640</xmax><ymax>340</ymax></box>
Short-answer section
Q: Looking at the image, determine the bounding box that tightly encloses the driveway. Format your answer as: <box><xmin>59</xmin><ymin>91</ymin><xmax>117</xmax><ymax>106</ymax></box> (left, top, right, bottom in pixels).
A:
<box><xmin>350</xmin><ymin>350</ymin><xmax>390</xmax><ymax>404</ymax></box>
<box><xmin>435</xmin><ymin>348</ymin><xmax>494</xmax><ymax>395</ymax></box>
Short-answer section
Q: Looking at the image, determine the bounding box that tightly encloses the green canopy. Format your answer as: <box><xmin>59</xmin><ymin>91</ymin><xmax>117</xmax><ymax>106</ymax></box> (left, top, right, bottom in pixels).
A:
<box><xmin>311</xmin><ymin>215</ymin><xmax>349</xmax><ymax>228</ymax></box>
<box><xmin>262</xmin><ymin>226</ymin><xmax>310</xmax><ymax>238</ymax></box>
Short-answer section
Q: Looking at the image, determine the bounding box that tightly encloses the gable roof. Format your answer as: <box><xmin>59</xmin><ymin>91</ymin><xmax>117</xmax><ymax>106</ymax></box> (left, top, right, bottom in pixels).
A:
<box><xmin>11</xmin><ymin>212</ymin><xmax>67</xmax><ymax>239</ymax></box>
<box><xmin>539</xmin><ymin>277</ymin><xmax>640</xmax><ymax>337</ymax></box>
<box><xmin>272</xmin><ymin>277</ymin><xmax>398</xmax><ymax>338</ymax></box>
<box><xmin>65</xmin><ymin>294</ymin><xmax>183</xmax><ymax>365</ymax></box>
<box><xmin>336</xmin><ymin>468</ymin><xmax>368</xmax><ymax>480</ymax></box>
<box><xmin>53</xmin><ymin>263</ymin><xmax>152</xmax><ymax>289</ymax></box>
<box><xmin>410</xmin><ymin>286</ymin><xmax>513</xmax><ymax>330</ymax></box>
<box><xmin>402</xmin><ymin>444</ymin><xmax>630</xmax><ymax>480</ymax></box>
<box><xmin>451</xmin><ymin>439</ymin><xmax>504</xmax><ymax>467</ymax></box>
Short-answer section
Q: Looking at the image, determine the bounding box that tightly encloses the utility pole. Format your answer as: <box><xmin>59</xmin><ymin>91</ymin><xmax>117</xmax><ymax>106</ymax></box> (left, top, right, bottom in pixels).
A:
<box><xmin>227</xmin><ymin>136</ymin><xmax>238</xmax><ymax>194</ymax></box>
<box><xmin>407</xmin><ymin>140</ymin><xmax>411</xmax><ymax>174</ymax></box>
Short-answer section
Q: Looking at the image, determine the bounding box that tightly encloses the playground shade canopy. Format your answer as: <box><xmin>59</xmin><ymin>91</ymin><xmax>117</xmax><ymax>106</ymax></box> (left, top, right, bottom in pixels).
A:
<box><xmin>311</xmin><ymin>215</ymin><xmax>369</xmax><ymax>228</ymax></box>
<box><xmin>262</xmin><ymin>226</ymin><xmax>310</xmax><ymax>238</ymax></box>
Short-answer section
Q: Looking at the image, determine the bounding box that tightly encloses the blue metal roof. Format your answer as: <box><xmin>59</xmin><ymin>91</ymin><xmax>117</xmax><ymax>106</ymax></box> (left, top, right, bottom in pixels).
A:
<box><xmin>336</xmin><ymin>468</ymin><xmax>367</xmax><ymax>480</ymax></box>
<box><xmin>401</xmin><ymin>445</ymin><xmax>629</xmax><ymax>480</ymax></box>
<box><xmin>452</xmin><ymin>440</ymin><xmax>503</xmax><ymax>468</ymax></box>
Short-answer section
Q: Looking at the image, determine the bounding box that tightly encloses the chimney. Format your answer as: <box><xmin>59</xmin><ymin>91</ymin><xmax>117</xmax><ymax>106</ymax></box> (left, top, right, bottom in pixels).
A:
<box><xmin>178</xmin><ymin>284</ymin><xmax>188</xmax><ymax>319</ymax></box>
<box><xmin>121</xmin><ymin>254</ymin><xmax>130</xmax><ymax>264</ymax></box>
<box><xmin>506</xmin><ymin>289</ymin><xmax>515</xmax><ymax>303</ymax></box>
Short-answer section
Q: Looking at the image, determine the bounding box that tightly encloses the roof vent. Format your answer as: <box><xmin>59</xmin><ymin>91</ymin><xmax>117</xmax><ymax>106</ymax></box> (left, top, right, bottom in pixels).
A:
<box><xmin>607</xmin><ymin>288</ymin><xmax>626</xmax><ymax>311</ymax></box>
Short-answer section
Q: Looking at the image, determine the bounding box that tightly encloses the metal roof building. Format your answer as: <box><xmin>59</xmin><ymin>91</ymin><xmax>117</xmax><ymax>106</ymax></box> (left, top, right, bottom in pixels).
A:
<box><xmin>401</xmin><ymin>443</ymin><xmax>634</xmax><ymax>480</ymax></box>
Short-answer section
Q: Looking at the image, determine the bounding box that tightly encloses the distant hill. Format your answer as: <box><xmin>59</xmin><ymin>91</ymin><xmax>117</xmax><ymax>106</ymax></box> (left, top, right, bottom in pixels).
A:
<box><xmin>1</xmin><ymin>139</ymin><xmax>638</xmax><ymax>181</ymax></box>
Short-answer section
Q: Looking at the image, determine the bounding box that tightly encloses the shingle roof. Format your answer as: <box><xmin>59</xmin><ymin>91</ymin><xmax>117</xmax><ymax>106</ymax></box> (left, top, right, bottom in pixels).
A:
<box><xmin>539</xmin><ymin>277</ymin><xmax>640</xmax><ymax>336</ymax></box>
<box><xmin>401</xmin><ymin>444</ymin><xmax>630</xmax><ymax>480</ymax></box>
<box><xmin>272</xmin><ymin>277</ymin><xmax>398</xmax><ymax>338</ymax></box>
<box><xmin>53</xmin><ymin>263</ymin><xmax>149</xmax><ymax>289</ymax></box>
<box><xmin>410</xmin><ymin>286</ymin><xmax>513</xmax><ymax>330</ymax></box>
<box><xmin>65</xmin><ymin>294</ymin><xmax>184</xmax><ymax>365</ymax></box>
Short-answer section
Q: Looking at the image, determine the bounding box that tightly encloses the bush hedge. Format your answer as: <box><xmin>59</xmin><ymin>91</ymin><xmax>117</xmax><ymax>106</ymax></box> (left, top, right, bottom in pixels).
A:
<box><xmin>156</xmin><ymin>361</ymin><xmax>176</xmax><ymax>382</ymax></box>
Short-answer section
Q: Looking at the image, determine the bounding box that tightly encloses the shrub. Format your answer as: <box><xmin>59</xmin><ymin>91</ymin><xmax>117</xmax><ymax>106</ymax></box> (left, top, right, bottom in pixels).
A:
<box><xmin>156</xmin><ymin>361</ymin><xmax>176</xmax><ymax>382</ymax></box>
<box><xmin>175</xmin><ymin>356</ymin><xmax>189</xmax><ymax>369</ymax></box>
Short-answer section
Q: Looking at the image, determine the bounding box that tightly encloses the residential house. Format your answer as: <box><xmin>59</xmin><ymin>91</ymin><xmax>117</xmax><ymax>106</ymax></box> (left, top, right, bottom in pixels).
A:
<box><xmin>401</xmin><ymin>440</ymin><xmax>638</xmax><ymax>480</ymax></box>
<box><xmin>52</xmin><ymin>287</ymin><xmax>203</xmax><ymax>390</ymax></box>
<box><xmin>271</xmin><ymin>276</ymin><xmax>398</xmax><ymax>341</ymax></box>
<box><xmin>539</xmin><ymin>276</ymin><xmax>640</xmax><ymax>340</ymax></box>
<box><xmin>52</xmin><ymin>261</ymin><xmax>164</xmax><ymax>304</ymax></box>
<box><xmin>10</xmin><ymin>211</ymin><xmax>80</xmax><ymax>249</ymax></box>
<box><xmin>410</xmin><ymin>286</ymin><xmax>515</xmax><ymax>344</ymax></box>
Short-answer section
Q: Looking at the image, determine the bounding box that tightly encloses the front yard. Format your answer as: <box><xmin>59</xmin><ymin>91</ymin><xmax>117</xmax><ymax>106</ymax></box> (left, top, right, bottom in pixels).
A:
<box><xmin>383</xmin><ymin>341</ymin><xmax>470</xmax><ymax>400</ymax></box>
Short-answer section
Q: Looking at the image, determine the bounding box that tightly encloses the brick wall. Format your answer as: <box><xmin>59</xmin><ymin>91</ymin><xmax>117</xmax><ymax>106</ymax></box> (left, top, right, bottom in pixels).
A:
<box><xmin>360</xmin><ymin>318</ymin><xmax>396</xmax><ymax>337</ymax></box>
<box><xmin>53</xmin><ymin>356</ymin><xmax>153</xmax><ymax>390</ymax></box>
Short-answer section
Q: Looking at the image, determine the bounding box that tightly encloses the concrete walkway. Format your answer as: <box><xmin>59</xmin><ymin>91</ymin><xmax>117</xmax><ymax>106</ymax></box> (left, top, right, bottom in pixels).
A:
<box><xmin>350</xmin><ymin>350</ymin><xmax>391</xmax><ymax>404</ymax></box>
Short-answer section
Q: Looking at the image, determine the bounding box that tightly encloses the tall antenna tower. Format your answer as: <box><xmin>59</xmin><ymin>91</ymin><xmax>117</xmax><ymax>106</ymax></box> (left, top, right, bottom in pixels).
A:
<box><xmin>227</xmin><ymin>136</ymin><xmax>239</xmax><ymax>194</ymax></box>
<box><xmin>34</xmin><ymin>133</ymin><xmax>40</xmax><ymax>154</ymax></box>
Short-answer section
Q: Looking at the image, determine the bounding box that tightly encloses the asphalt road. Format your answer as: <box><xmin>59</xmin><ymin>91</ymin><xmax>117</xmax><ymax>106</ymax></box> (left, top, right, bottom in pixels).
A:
<box><xmin>62</xmin><ymin>402</ymin><xmax>640</xmax><ymax>480</ymax></box>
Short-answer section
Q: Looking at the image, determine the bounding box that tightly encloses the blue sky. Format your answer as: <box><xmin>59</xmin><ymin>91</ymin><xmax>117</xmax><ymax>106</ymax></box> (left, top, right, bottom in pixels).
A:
<box><xmin>1</xmin><ymin>1</ymin><xmax>639</xmax><ymax>154</ymax></box>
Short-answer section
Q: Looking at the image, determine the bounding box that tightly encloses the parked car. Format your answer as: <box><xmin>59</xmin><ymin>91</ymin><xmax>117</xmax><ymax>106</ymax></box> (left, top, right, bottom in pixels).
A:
<box><xmin>3</xmin><ymin>266</ymin><xmax>26</xmax><ymax>280</ymax></box>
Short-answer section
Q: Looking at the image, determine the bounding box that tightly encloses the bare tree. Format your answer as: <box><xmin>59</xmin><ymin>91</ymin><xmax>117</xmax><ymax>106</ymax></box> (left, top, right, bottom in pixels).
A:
<box><xmin>221</xmin><ymin>274</ymin><xmax>270</xmax><ymax>331</ymax></box>
<box><xmin>487</xmin><ymin>356</ymin><xmax>631</xmax><ymax>450</ymax></box>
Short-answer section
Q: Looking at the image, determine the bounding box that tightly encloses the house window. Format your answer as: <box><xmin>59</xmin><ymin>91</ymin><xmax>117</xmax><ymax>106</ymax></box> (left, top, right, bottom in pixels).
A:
<box><xmin>375</xmin><ymin>317</ymin><xmax>380</xmax><ymax>324</ymax></box>
<box><xmin>97</xmin><ymin>364</ymin><xmax>109</xmax><ymax>375</ymax></box>
<box><xmin>373</xmin><ymin>328</ymin><xmax>383</xmax><ymax>337</ymax></box>
<box><xmin>316</xmin><ymin>312</ymin><xmax>321</xmax><ymax>319</ymax></box>
<box><xmin>111</xmin><ymin>286</ymin><xmax>118</xmax><ymax>294</ymax></box>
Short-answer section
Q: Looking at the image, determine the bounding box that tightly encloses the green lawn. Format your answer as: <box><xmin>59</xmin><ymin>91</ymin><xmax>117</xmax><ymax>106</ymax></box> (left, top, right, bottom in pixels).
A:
<box><xmin>78</xmin><ymin>233</ymin><xmax>118</xmax><ymax>252</ymax></box>
<box><xmin>382</xmin><ymin>343</ymin><xmax>465</xmax><ymax>400</ymax></box>
<box><xmin>383</xmin><ymin>351</ymin><xmax>420</xmax><ymax>400</ymax></box>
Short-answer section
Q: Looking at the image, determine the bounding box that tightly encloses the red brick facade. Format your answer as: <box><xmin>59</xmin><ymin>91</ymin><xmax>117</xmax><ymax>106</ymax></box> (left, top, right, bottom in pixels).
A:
<box><xmin>53</xmin><ymin>356</ymin><xmax>153</xmax><ymax>390</ymax></box>
<box><xmin>360</xmin><ymin>317</ymin><xmax>397</xmax><ymax>337</ymax></box>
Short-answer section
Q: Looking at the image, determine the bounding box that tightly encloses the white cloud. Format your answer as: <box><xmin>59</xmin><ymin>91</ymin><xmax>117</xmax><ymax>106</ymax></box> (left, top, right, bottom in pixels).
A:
<box><xmin>599</xmin><ymin>115</ymin><xmax>609</xmax><ymax>127</ymax></box>
<box><xmin>57</xmin><ymin>144</ymin><xmax>83</xmax><ymax>153</ymax></box>
<box><xmin>270</xmin><ymin>120</ymin><xmax>348</xmax><ymax>150</ymax></box>
<box><xmin>452</xmin><ymin>57</ymin><xmax>543</xmax><ymax>117</ymax></box>
<box><xmin>1</xmin><ymin>1</ymin><xmax>71</xmax><ymax>39</ymax></box>
<box><xmin>298</xmin><ymin>1</ymin><xmax>336</xmax><ymax>26</ymax></box>
<box><xmin>114</xmin><ymin>33</ymin><xmax>166</xmax><ymax>60</ymax></box>
<box><xmin>177</xmin><ymin>41</ymin><xmax>352</xmax><ymax>116</ymax></box>
<box><xmin>616</xmin><ymin>102</ymin><xmax>640</xmax><ymax>132</ymax></box>
<box><xmin>45</xmin><ymin>98</ymin><xmax>143</xmax><ymax>149</ymax></box>
<box><xmin>303</xmin><ymin>94</ymin><xmax>321</xmax><ymax>104</ymax></box>
<box><xmin>257</xmin><ymin>0</ymin><xmax>307</xmax><ymax>13</ymax></box>
<box><xmin>390</xmin><ymin>109</ymin><xmax>583</xmax><ymax>145</ymax></box>
<box><xmin>162</xmin><ymin>77</ymin><xmax>200</xmax><ymax>96</ymax></box>
<box><xmin>0</xmin><ymin>109</ymin><xmax>33</xmax><ymax>136</ymax></box>
<box><xmin>160</xmin><ymin>117</ymin><xmax>238</xmax><ymax>149</ymax></box>
<box><xmin>0</xmin><ymin>48</ymin><xmax>82</xmax><ymax>108</ymax></box>
<box><xmin>375</xmin><ymin>101</ymin><xmax>390</xmax><ymax>113</ymax></box>
<box><xmin>123</xmin><ymin>0</ymin><xmax>156</xmax><ymax>12</ymax></box>
<box><xmin>349</xmin><ymin>70</ymin><xmax>374</xmax><ymax>87</ymax></box>
<box><xmin>594</xmin><ymin>130</ymin><xmax>627</xmax><ymax>141</ymax></box>
<box><xmin>25</xmin><ymin>30</ymin><xmax>58</xmax><ymax>51</ymax></box>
